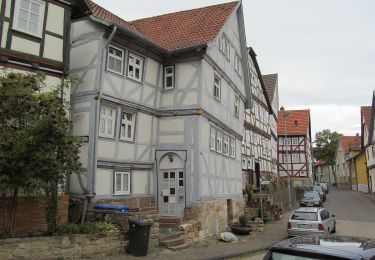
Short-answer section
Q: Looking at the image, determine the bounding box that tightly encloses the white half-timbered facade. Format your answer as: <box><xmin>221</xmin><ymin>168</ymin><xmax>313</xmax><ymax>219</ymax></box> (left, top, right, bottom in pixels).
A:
<box><xmin>277</xmin><ymin>109</ymin><xmax>312</xmax><ymax>186</ymax></box>
<box><xmin>69</xmin><ymin>0</ymin><xmax>251</xmax><ymax>231</ymax></box>
<box><xmin>242</xmin><ymin>48</ymin><xmax>273</xmax><ymax>187</ymax></box>
<box><xmin>0</xmin><ymin>0</ymin><xmax>77</xmax><ymax>91</ymax></box>
<box><xmin>364</xmin><ymin>95</ymin><xmax>375</xmax><ymax>196</ymax></box>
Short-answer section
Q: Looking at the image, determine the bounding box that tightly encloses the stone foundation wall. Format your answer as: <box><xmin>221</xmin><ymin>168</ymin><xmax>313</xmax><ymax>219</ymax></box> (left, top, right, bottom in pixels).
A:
<box><xmin>86</xmin><ymin>208</ymin><xmax>159</xmax><ymax>248</ymax></box>
<box><xmin>0</xmin><ymin>233</ymin><xmax>123</xmax><ymax>259</ymax></box>
<box><xmin>0</xmin><ymin>195</ymin><xmax>68</xmax><ymax>237</ymax></box>
<box><xmin>190</xmin><ymin>198</ymin><xmax>245</xmax><ymax>237</ymax></box>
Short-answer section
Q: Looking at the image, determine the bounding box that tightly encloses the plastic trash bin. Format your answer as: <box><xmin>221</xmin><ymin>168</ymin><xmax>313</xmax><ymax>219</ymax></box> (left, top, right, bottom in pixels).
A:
<box><xmin>126</xmin><ymin>219</ymin><xmax>153</xmax><ymax>256</ymax></box>
<box><xmin>94</xmin><ymin>204</ymin><xmax>128</xmax><ymax>212</ymax></box>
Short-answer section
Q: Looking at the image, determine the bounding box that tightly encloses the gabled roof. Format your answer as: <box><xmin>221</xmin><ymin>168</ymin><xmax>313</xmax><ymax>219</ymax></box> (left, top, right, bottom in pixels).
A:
<box><xmin>248</xmin><ymin>47</ymin><xmax>273</xmax><ymax>114</ymax></box>
<box><xmin>262</xmin><ymin>74</ymin><xmax>277</xmax><ymax>103</ymax></box>
<box><xmin>340</xmin><ymin>136</ymin><xmax>361</xmax><ymax>154</ymax></box>
<box><xmin>86</xmin><ymin>0</ymin><xmax>239</xmax><ymax>52</ymax></box>
<box><xmin>277</xmin><ymin>109</ymin><xmax>310</xmax><ymax>136</ymax></box>
<box><xmin>361</xmin><ymin>106</ymin><xmax>372</xmax><ymax>130</ymax></box>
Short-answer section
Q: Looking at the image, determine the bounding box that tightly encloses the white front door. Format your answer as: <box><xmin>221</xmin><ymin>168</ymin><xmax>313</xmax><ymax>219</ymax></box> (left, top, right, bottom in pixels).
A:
<box><xmin>160</xmin><ymin>169</ymin><xmax>185</xmax><ymax>216</ymax></box>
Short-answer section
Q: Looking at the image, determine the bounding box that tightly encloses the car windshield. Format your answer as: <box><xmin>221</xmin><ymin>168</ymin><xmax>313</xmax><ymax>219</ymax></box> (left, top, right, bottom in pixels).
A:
<box><xmin>303</xmin><ymin>192</ymin><xmax>319</xmax><ymax>200</ymax></box>
<box><xmin>291</xmin><ymin>211</ymin><xmax>318</xmax><ymax>221</ymax></box>
<box><xmin>313</xmin><ymin>186</ymin><xmax>322</xmax><ymax>192</ymax></box>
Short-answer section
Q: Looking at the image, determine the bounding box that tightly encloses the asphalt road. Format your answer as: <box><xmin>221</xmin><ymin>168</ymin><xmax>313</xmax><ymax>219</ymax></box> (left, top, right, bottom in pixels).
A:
<box><xmin>324</xmin><ymin>187</ymin><xmax>375</xmax><ymax>239</ymax></box>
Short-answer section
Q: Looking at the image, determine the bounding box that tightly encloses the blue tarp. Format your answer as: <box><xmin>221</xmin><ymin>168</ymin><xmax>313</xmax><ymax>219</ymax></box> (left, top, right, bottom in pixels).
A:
<box><xmin>94</xmin><ymin>203</ymin><xmax>129</xmax><ymax>212</ymax></box>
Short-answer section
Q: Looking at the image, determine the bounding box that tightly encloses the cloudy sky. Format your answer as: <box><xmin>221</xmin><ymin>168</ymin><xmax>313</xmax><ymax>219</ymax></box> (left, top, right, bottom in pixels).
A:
<box><xmin>92</xmin><ymin>0</ymin><xmax>375</xmax><ymax>138</ymax></box>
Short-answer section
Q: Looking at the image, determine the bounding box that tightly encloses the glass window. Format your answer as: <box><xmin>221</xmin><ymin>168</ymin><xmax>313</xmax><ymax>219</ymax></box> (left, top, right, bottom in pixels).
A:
<box><xmin>292</xmin><ymin>153</ymin><xmax>300</xmax><ymax>163</ymax></box>
<box><xmin>120</xmin><ymin>111</ymin><xmax>136</xmax><ymax>142</ymax></box>
<box><xmin>292</xmin><ymin>137</ymin><xmax>299</xmax><ymax>145</ymax></box>
<box><xmin>219</xmin><ymin>34</ymin><xmax>227</xmax><ymax>55</ymax></box>
<box><xmin>291</xmin><ymin>212</ymin><xmax>318</xmax><ymax>221</ymax></box>
<box><xmin>13</xmin><ymin>0</ymin><xmax>45</xmax><ymax>37</ymax></box>
<box><xmin>283</xmin><ymin>154</ymin><xmax>289</xmax><ymax>163</ymax></box>
<box><xmin>284</xmin><ymin>138</ymin><xmax>291</xmax><ymax>146</ymax></box>
<box><xmin>223</xmin><ymin>135</ymin><xmax>229</xmax><ymax>156</ymax></box>
<box><xmin>114</xmin><ymin>172</ymin><xmax>130</xmax><ymax>195</ymax></box>
<box><xmin>210</xmin><ymin>127</ymin><xmax>216</xmax><ymax>151</ymax></box>
<box><xmin>230</xmin><ymin>138</ymin><xmax>236</xmax><ymax>158</ymax></box>
<box><xmin>216</xmin><ymin>131</ymin><xmax>222</xmax><ymax>153</ymax></box>
<box><xmin>213</xmin><ymin>75</ymin><xmax>221</xmax><ymax>101</ymax></box>
<box><xmin>127</xmin><ymin>52</ymin><xmax>144</xmax><ymax>82</ymax></box>
<box><xmin>107</xmin><ymin>45</ymin><xmax>124</xmax><ymax>74</ymax></box>
<box><xmin>164</xmin><ymin>66</ymin><xmax>174</xmax><ymax>89</ymax></box>
<box><xmin>234</xmin><ymin>95</ymin><xmax>240</xmax><ymax>117</ymax></box>
<box><xmin>99</xmin><ymin>105</ymin><xmax>117</xmax><ymax>138</ymax></box>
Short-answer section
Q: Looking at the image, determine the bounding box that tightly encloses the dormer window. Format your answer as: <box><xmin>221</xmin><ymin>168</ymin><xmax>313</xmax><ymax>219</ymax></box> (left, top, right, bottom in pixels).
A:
<box><xmin>163</xmin><ymin>66</ymin><xmax>174</xmax><ymax>90</ymax></box>
<box><xmin>13</xmin><ymin>0</ymin><xmax>45</xmax><ymax>38</ymax></box>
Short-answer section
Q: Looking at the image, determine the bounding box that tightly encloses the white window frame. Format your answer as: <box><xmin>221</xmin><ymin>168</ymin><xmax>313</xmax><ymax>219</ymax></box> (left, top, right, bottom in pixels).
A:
<box><xmin>127</xmin><ymin>52</ymin><xmax>144</xmax><ymax>82</ymax></box>
<box><xmin>230</xmin><ymin>138</ymin><xmax>236</xmax><ymax>158</ymax></box>
<box><xmin>114</xmin><ymin>171</ymin><xmax>130</xmax><ymax>195</ymax></box>
<box><xmin>292</xmin><ymin>137</ymin><xmax>299</xmax><ymax>145</ymax></box>
<box><xmin>283</xmin><ymin>154</ymin><xmax>290</xmax><ymax>163</ymax></box>
<box><xmin>210</xmin><ymin>127</ymin><xmax>216</xmax><ymax>151</ymax></box>
<box><xmin>216</xmin><ymin>131</ymin><xmax>223</xmax><ymax>153</ymax></box>
<box><xmin>13</xmin><ymin>0</ymin><xmax>45</xmax><ymax>38</ymax></box>
<box><xmin>234</xmin><ymin>95</ymin><xmax>240</xmax><ymax>118</ymax></box>
<box><xmin>219</xmin><ymin>34</ymin><xmax>227</xmax><ymax>55</ymax></box>
<box><xmin>234</xmin><ymin>52</ymin><xmax>240</xmax><ymax>73</ymax></box>
<box><xmin>213</xmin><ymin>75</ymin><xmax>221</xmax><ymax>101</ymax></box>
<box><xmin>107</xmin><ymin>45</ymin><xmax>124</xmax><ymax>75</ymax></box>
<box><xmin>284</xmin><ymin>138</ymin><xmax>291</xmax><ymax>146</ymax></box>
<box><xmin>223</xmin><ymin>135</ymin><xmax>229</xmax><ymax>156</ymax></box>
<box><xmin>99</xmin><ymin>105</ymin><xmax>117</xmax><ymax>138</ymax></box>
<box><xmin>292</xmin><ymin>153</ymin><xmax>300</xmax><ymax>163</ymax></box>
<box><xmin>163</xmin><ymin>65</ymin><xmax>174</xmax><ymax>90</ymax></box>
<box><xmin>120</xmin><ymin>111</ymin><xmax>136</xmax><ymax>142</ymax></box>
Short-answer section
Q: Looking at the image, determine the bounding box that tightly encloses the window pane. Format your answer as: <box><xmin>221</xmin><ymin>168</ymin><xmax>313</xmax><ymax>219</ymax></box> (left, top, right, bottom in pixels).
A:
<box><xmin>30</xmin><ymin>2</ymin><xmax>40</xmax><ymax>14</ymax></box>
<box><xmin>166</xmin><ymin>67</ymin><xmax>173</xmax><ymax>74</ymax></box>
<box><xmin>126</xmin><ymin>114</ymin><xmax>132</xmax><ymax>121</ymax></box>
<box><xmin>164</xmin><ymin>172</ymin><xmax>168</xmax><ymax>179</ymax></box>
<box><xmin>166</xmin><ymin>76</ymin><xmax>173</xmax><ymax>87</ymax></box>
<box><xmin>18</xmin><ymin>19</ymin><xmax>27</xmax><ymax>29</ymax></box>
<box><xmin>179</xmin><ymin>172</ymin><xmax>183</xmax><ymax>178</ymax></box>
<box><xmin>170</xmin><ymin>172</ymin><xmax>175</xmax><ymax>179</ymax></box>
<box><xmin>128</xmin><ymin>66</ymin><xmax>133</xmax><ymax>76</ymax></box>
<box><xmin>115</xmin><ymin>174</ymin><xmax>121</xmax><ymax>192</ymax></box>
<box><xmin>108</xmin><ymin>57</ymin><xmax>115</xmax><ymax>70</ymax></box>
<box><xmin>170</xmin><ymin>188</ymin><xmax>175</xmax><ymax>195</ymax></box>
<box><xmin>163</xmin><ymin>196</ymin><xmax>169</xmax><ymax>202</ymax></box>
<box><xmin>107</xmin><ymin>119</ymin><xmax>112</xmax><ymax>135</ymax></box>
<box><xmin>115</xmin><ymin>60</ymin><xmax>122</xmax><ymax>73</ymax></box>
<box><xmin>19</xmin><ymin>9</ymin><xmax>28</xmax><ymax>20</ymax></box>
<box><xmin>127</xmin><ymin>125</ymin><xmax>131</xmax><ymax>138</ymax></box>
<box><xmin>179</xmin><ymin>180</ymin><xmax>183</xmax><ymax>187</ymax></box>
<box><xmin>100</xmin><ymin>119</ymin><xmax>105</xmax><ymax>134</ymax></box>
<box><xmin>135</xmin><ymin>59</ymin><xmax>140</xmax><ymax>65</ymax></box>
<box><xmin>135</xmin><ymin>68</ymin><xmax>140</xmax><ymax>79</ymax></box>
<box><xmin>123</xmin><ymin>174</ymin><xmax>128</xmax><ymax>191</ymax></box>
<box><xmin>21</xmin><ymin>0</ymin><xmax>30</xmax><ymax>9</ymax></box>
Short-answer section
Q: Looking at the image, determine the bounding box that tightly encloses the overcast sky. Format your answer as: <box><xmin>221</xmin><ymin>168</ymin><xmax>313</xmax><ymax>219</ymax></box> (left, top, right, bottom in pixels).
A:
<box><xmin>92</xmin><ymin>0</ymin><xmax>375</xmax><ymax>138</ymax></box>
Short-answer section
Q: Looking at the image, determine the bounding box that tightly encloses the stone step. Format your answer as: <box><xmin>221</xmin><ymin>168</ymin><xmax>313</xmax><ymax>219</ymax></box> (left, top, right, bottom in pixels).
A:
<box><xmin>169</xmin><ymin>242</ymin><xmax>191</xmax><ymax>251</ymax></box>
<box><xmin>159</xmin><ymin>232</ymin><xmax>180</xmax><ymax>242</ymax></box>
<box><xmin>160</xmin><ymin>236</ymin><xmax>185</xmax><ymax>248</ymax></box>
<box><xmin>159</xmin><ymin>217</ymin><xmax>181</xmax><ymax>223</ymax></box>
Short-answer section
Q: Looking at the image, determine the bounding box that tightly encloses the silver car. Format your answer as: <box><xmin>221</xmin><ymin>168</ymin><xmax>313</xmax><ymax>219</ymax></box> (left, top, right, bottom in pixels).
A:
<box><xmin>287</xmin><ymin>207</ymin><xmax>336</xmax><ymax>237</ymax></box>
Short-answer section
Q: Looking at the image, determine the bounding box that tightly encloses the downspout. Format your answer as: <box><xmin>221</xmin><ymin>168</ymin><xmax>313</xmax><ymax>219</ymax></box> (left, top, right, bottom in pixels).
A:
<box><xmin>81</xmin><ymin>23</ymin><xmax>117</xmax><ymax>225</ymax></box>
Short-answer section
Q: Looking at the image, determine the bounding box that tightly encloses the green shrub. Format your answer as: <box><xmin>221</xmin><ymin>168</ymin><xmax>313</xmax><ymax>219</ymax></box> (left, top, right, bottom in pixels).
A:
<box><xmin>56</xmin><ymin>222</ymin><xmax>119</xmax><ymax>236</ymax></box>
<box><xmin>239</xmin><ymin>215</ymin><xmax>247</xmax><ymax>227</ymax></box>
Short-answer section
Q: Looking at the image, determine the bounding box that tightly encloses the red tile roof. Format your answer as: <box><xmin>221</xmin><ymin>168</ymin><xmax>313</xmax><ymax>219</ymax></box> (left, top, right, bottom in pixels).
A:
<box><xmin>361</xmin><ymin>106</ymin><xmax>372</xmax><ymax>129</ymax></box>
<box><xmin>87</xmin><ymin>0</ymin><xmax>239</xmax><ymax>52</ymax></box>
<box><xmin>277</xmin><ymin>109</ymin><xmax>310</xmax><ymax>136</ymax></box>
<box><xmin>262</xmin><ymin>74</ymin><xmax>277</xmax><ymax>103</ymax></box>
<box><xmin>340</xmin><ymin>136</ymin><xmax>361</xmax><ymax>153</ymax></box>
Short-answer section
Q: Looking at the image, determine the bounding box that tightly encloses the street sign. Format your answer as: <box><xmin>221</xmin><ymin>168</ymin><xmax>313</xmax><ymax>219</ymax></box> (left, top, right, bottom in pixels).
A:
<box><xmin>261</xmin><ymin>180</ymin><xmax>270</xmax><ymax>185</ymax></box>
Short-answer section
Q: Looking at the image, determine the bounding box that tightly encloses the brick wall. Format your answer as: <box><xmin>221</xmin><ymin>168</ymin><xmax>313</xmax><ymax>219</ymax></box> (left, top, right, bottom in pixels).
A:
<box><xmin>0</xmin><ymin>195</ymin><xmax>68</xmax><ymax>237</ymax></box>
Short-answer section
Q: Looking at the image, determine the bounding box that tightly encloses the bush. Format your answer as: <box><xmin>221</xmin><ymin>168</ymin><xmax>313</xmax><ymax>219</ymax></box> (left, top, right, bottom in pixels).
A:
<box><xmin>56</xmin><ymin>222</ymin><xmax>119</xmax><ymax>236</ymax></box>
<box><xmin>239</xmin><ymin>215</ymin><xmax>247</xmax><ymax>227</ymax></box>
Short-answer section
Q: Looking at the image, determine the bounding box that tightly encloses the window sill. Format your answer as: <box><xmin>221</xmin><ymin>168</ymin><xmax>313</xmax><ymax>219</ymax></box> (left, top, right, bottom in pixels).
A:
<box><xmin>213</xmin><ymin>96</ymin><xmax>221</xmax><ymax>103</ymax></box>
<box><xmin>98</xmin><ymin>135</ymin><xmax>116</xmax><ymax>141</ymax></box>
<box><xmin>113</xmin><ymin>192</ymin><xmax>131</xmax><ymax>196</ymax></box>
<box><xmin>161</xmin><ymin>87</ymin><xmax>175</xmax><ymax>92</ymax></box>
<box><xmin>105</xmin><ymin>69</ymin><xmax>125</xmax><ymax>77</ymax></box>
<box><xmin>119</xmin><ymin>139</ymin><xmax>135</xmax><ymax>144</ymax></box>
<box><xmin>126</xmin><ymin>75</ymin><xmax>143</xmax><ymax>84</ymax></box>
<box><xmin>12</xmin><ymin>27</ymin><xmax>43</xmax><ymax>39</ymax></box>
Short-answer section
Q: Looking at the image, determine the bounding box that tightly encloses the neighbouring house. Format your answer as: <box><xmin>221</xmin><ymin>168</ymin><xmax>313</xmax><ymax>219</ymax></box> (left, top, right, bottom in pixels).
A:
<box><xmin>68</xmin><ymin>0</ymin><xmax>251</xmax><ymax>237</ymax></box>
<box><xmin>277</xmin><ymin>109</ymin><xmax>313</xmax><ymax>186</ymax></box>
<box><xmin>335</xmin><ymin>135</ymin><xmax>361</xmax><ymax>189</ymax></box>
<box><xmin>263</xmin><ymin>73</ymin><xmax>279</xmax><ymax>178</ymax></box>
<box><xmin>346</xmin><ymin>142</ymin><xmax>362</xmax><ymax>191</ymax></box>
<box><xmin>0</xmin><ymin>0</ymin><xmax>83</xmax><ymax>236</ymax></box>
<box><xmin>364</xmin><ymin>96</ymin><xmax>375</xmax><ymax>195</ymax></box>
<box><xmin>241</xmin><ymin>48</ymin><xmax>273</xmax><ymax>188</ymax></box>
<box><xmin>314</xmin><ymin>160</ymin><xmax>335</xmax><ymax>185</ymax></box>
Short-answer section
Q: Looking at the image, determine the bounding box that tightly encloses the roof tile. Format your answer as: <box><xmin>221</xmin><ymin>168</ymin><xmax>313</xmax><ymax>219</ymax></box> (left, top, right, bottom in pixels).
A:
<box><xmin>361</xmin><ymin>106</ymin><xmax>372</xmax><ymax>129</ymax></box>
<box><xmin>340</xmin><ymin>136</ymin><xmax>361</xmax><ymax>153</ymax></box>
<box><xmin>262</xmin><ymin>74</ymin><xmax>277</xmax><ymax>102</ymax></box>
<box><xmin>277</xmin><ymin>109</ymin><xmax>310</xmax><ymax>136</ymax></box>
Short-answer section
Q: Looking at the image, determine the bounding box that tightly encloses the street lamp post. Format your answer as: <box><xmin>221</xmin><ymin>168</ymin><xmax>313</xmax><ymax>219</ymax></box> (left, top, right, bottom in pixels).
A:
<box><xmin>280</xmin><ymin>106</ymin><xmax>292</xmax><ymax>209</ymax></box>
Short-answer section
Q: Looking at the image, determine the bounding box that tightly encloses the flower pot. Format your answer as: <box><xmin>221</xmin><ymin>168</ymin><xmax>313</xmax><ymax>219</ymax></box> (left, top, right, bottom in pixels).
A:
<box><xmin>231</xmin><ymin>225</ymin><xmax>251</xmax><ymax>235</ymax></box>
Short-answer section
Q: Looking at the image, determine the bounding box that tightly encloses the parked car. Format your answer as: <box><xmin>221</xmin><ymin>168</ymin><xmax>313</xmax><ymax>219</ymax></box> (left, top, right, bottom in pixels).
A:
<box><xmin>263</xmin><ymin>235</ymin><xmax>375</xmax><ymax>260</ymax></box>
<box><xmin>287</xmin><ymin>207</ymin><xmax>336</xmax><ymax>237</ymax></box>
<box><xmin>300</xmin><ymin>191</ymin><xmax>322</xmax><ymax>207</ymax></box>
<box><xmin>313</xmin><ymin>185</ymin><xmax>326</xmax><ymax>201</ymax></box>
<box><xmin>318</xmin><ymin>182</ymin><xmax>329</xmax><ymax>194</ymax></box>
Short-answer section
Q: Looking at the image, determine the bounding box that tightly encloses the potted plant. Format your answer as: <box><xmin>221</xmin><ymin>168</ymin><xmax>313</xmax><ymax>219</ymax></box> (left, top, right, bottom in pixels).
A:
<box><xmin>231</xmin><ymin>215</ymin><xmax>251</xmax><ymax>235</ymax></box>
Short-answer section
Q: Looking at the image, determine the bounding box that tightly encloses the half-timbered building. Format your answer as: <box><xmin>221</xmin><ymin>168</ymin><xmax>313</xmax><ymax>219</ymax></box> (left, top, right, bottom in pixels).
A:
<box><xmin>69</xmin><ymin>1</ymin><xmax>251</xmax><ymax>236</ymax></box>
<box><xmin>0</xmin><ymin>0</ymin><xmax>79</xmax><ymax>91</ymax></box>
<box><xmin>277</xmin><ymin>109</ymin><xmax>312</xmax><ymax>186</ymax></box>
<box><xmin>361</xmin><ymin>102</ymin><xmax>374</xmax><ymax>194</ymax></box>
<box><xmin>242</xmin><ymin>48</ymin><xmax>272</xmax><ymax>187</ymax></box>
<box><xmin>263</xmin><ymin>73</ymin><xmax>279</xmax><ymax>177</ymax></box>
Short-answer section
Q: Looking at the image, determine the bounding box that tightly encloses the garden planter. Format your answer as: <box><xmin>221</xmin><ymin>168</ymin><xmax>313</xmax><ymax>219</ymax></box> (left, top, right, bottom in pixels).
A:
<box><xmin>230</xmin><ymin>225</ymin><xmax>252</xmax><ymax>235</ymax></box>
